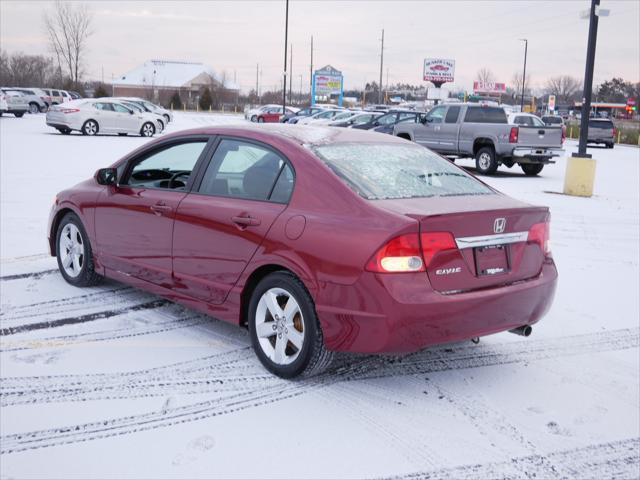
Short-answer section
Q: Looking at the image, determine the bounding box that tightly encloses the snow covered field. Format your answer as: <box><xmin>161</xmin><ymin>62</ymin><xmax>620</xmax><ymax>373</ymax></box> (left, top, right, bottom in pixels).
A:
<box><xmin>1</xmin><ymin>112</ymin><xmax>638</xmax><ymax>479</ymax></box>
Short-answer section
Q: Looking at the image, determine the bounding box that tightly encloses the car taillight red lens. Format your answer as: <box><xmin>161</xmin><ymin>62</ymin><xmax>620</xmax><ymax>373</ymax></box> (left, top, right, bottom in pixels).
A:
<box><xmin>61</xmin><ymin>108</ymin><xmax>80</xmax><ymax>114</ymax></box>
<box><xmin>528</xmin><ymin>222</ymin><xmax>550</xmax><ymax>254</ymax></box>
<box><xmin>420</xmin><ymin>232</ymin><xmax>457</xmax><ymax>266</ymax></box>
<box><xmin>509</xmin><ymin>126</ymin><xmax>519</xmax><ymax>143</ymax></box>
<box><xmin>366</xmin><ymin>234</ymin><xmax>425</xmax><ymax>273</ymax></box>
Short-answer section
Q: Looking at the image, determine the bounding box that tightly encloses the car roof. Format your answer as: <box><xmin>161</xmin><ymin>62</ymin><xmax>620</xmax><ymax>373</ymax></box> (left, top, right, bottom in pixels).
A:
<box><xmin>157</xmin><ymin>124</ymin><xmax>409</xmax><ymax>148</ymax></box>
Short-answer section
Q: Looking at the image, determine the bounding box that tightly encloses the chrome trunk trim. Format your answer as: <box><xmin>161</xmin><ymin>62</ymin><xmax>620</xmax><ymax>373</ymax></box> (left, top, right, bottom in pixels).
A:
<box><xmin>455</xmin><ymin>231</ymin><xmax>528</xmax><ymax>249</ymax></box>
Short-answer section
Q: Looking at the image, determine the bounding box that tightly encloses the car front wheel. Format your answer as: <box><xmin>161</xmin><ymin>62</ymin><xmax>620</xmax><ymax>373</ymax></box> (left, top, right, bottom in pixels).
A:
<box><xmin>141</xmin><ymin>122</ymin><xmax>155</xmax><ymax>137</ymax></box>
<box><xmin>248</xmin><ymin>272</ymin><xmax>333</xmax><ymax>378</ymax></box>
<box><xmin>56</xmin><ymin>213</ymin><xmax>102</xmax><ymax>287</ymax></box>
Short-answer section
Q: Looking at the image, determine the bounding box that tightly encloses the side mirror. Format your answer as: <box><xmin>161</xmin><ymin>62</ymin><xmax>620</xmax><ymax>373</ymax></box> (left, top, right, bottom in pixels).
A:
<box><xmin>373</xmin><ymin>121</ymin><xmax>380</xmax><ymax>126</ymax></box>
<box><xmin>96</xmin><ymin>167</ymin><xmax>117</xmax><ymax>186</ymax></box>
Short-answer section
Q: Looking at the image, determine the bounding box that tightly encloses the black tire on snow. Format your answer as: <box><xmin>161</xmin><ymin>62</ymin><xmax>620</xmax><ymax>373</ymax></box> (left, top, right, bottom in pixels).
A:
<box><xmin>248</xmin><ymin>271</ymin><xmax>334</xmax><ymax>378</ymax></box>
<box><xmin>55</xmin><ymin>212</ymin><xmax>102</xmax><ymax>287</ymax></box>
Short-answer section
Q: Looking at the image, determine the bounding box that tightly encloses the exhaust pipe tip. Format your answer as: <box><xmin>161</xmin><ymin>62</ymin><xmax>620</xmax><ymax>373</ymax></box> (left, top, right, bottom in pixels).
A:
<box><xmin>509</xmin><ymin>325</ymin><xmax>532</xmax><ymax>337</ymax></box>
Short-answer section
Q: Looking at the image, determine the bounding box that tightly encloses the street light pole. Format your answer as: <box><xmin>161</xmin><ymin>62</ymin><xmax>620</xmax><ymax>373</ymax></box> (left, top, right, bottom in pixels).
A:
<box><xmin>282</xmin><ymin>0</ymin><xmax>289</xmax><ymax>113</ymax></box>
<box><xmin>519</xmin><ymin>38</ymin><xmax>528</xmax><ymax>112</ymax></box>
<box><xmin>575</xmin><ymin>0</ymin><xmax>601</xmax><ymax>158</ymax></box>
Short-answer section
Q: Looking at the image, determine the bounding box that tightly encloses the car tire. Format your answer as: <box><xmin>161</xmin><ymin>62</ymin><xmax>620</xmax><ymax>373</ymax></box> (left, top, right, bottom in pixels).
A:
<box><xmin>57</xmin><ymin>128</ymin><xmax>71</xmax><ymax>135</ymax></box>
<box><xmin>248</xmin><ymin>271</ymin><xmax>334</xmax><ymax>379</ymax></box>
<box><xmin>14</xmin><ymin>112</ymin><xmax>24</xmax><ymax>118</ymax></box>
<box><xmin>475</xmin><ymin>146</ymin><xmax>498</xmax><ymax>175</ymax></box>
<box><xmin>163</xmin><ymin>114</ymin><xmax>170</xmax><ymax>123</ymax></box>
<box><xmin>257</xmin><ymin>116</ymin><xmax>265</xmax><ymax>123</ymax></box>
<box><xmin>608</xmin><ymin>143</ymin><xmax>614</xmax><ymax>149</ymax></box>
<box><xmin>55</xmin><ymin>212</ymin><xmax>102</xmax><ymax>287</ymax></box>
<box><xmin>82</xmin><ymin>119</ymin><xmax>99</xmax><ymax>136</ymax></box>
<box><xmin>29</xmin><ymin>103</ymin><xmax>40</xmax><ymax>114</ymax></box>
<box><xmin>251</xmin><ymin>115</ymin><xmax>257</xmax><ymax>122</ymax></box>
<box><xmin>521</xmin><ymin>164</ymin><xmax>544</xmax><ymax>176</ymax></box>
<box><xmin>140</xmin><ymin>122</ymin><xmax>155</xmax><ymax>137</ymax></box>
<box><xmin>156</xmin><ymin>120</ymin><xmax>164</xmax><ymax>133</ymax></box>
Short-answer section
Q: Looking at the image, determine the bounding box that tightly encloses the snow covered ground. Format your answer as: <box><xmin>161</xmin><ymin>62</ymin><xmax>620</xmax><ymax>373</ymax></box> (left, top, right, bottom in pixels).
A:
<box><xmin>1</xmin><ymin>112</ymin><xmax>638</xmax><ymax>479</ymax></box>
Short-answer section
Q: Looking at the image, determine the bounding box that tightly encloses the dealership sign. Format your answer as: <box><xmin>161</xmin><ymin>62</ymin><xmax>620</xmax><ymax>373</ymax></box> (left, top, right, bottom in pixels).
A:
<box><xmin>423</xmin><ymin>58</ymin><xmax>455</xmax><ymax>83</ymax></box>
<box><xmin>473</xmin><ymin>81</ymin><xmax>507</xmax><ymax>94</ymax></box>
<box><xmin>312</xmin><ymin>65</ymin><xmax>344</xmax><ymax>106</ymax></box>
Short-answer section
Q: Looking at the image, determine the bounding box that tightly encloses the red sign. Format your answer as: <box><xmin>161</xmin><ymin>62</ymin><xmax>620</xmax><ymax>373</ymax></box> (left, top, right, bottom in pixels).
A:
<box><xmin>473</xmin><ymin>81</ymin><xmax>507</xmax><ymax>94</ymax></box>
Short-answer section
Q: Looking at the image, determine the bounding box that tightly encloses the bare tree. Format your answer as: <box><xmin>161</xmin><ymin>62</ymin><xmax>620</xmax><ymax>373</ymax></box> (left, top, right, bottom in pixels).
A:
<box><xmin>43</xmin><ymin>1</ymin><xmax>92</xmax><ymax>87</ymax></box>
<box><xmin>476</xmin><ymin>68</ymin><xmax>496</xmax><ymax>84</ymax></box>
<box><xmin>545</xmin><ymin>75</ymin><xmax>581</xmax><ymax>103</ymax></box>
<box><xmin>0</xmin><ymin>51</ymin><xmax>57</xmax><ymax>86</ymax></box>
<box><xmin>511</xmin><ymin>71</ymin><xmax>532</xmax><ymax>97</ymax></box>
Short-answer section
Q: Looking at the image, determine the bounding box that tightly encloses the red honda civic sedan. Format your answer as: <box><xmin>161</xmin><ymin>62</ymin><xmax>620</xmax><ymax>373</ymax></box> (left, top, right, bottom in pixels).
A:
<box><xmin>48</xmin><ymin>125</ymin><xmax>557</xmax><ymax>378</ymax></box>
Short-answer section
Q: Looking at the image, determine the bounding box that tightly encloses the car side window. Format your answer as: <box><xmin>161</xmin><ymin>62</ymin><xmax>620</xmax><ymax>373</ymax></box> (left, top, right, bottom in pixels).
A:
<box><xmin>426</xmin><ymin>106</ymin><xmax>446</xmax><ymax>124</ymax></box>
<box><xmin>94</xmin><ymin>103</ymin><xmax>114</xmax><ymax>111</ymax></box>
<box><xmin>125</xmin><ymin>141</ymin><xmax>208</xmax><ymax>190</ymax></box>
<box><xmin>398</xmin><ymin>112</ymin><xmax>416</xmax><ymax>121</ymax></box>
<box><xmin>198</xmin><ymin>139</ymin><xmax>290</xmax><ymax>202</ymax></box>
<box><xmin>113</xmin><ymin>104</ymin><xmax>130</xmax><ymax>113</ymax></box>
<box><xmin>445</xmin><ymin>106</ymin><xmax>461</xmax><ymax>124</ymax></box>
<box><xmin>514</xmin><ymin>116</ymin><xmax>532</xmax><ymax>126</ymax></box>
<box><xmin>377</xmin><ymin>113</ymin><xmax>397</xmax><ymax>125</ymax></box>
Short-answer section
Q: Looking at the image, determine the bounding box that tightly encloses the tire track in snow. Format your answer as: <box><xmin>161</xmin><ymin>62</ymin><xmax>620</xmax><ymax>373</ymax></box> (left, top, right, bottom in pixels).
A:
<box><xmin>2</xmin><ymin>327</ymin><xmax>637</xmax><ymax>406</ymax></box>
<box><xmin>0</xmin><ymin>299</ymin><xmax>169</xmax><ymax>335</ymax></box>
<box><xmin>1</xmin><ymin>328</ymin><xmax>637</xmax><ymax>452</ymax></box>
<box><xmin>0</xmin><ymin>269</ymin><xmax>58</xmax><ymax>282</ymax></box>
<box><xmin>381</xmin><ymin>437</ymin><xmax>640</xmax><ymax>480</ymax></box>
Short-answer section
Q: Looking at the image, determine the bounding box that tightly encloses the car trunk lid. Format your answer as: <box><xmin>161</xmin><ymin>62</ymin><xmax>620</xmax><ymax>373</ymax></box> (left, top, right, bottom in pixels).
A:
<box><xmin>374</xmin><ymin>194</ymin><xmax>549</xmax><ymax>293</ymax></box>
<box><xmin>517</xmin><ymin>126</ymin><xmax>563</xmax><ymax>148</ymax></box>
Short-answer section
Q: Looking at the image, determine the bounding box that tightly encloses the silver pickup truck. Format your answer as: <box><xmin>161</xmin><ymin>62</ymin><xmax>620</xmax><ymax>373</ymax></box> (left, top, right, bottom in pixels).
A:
<box><xmin>394</xmin><ymin>103</ymin><xmax>564</xmax><ymax>176</ymax></box>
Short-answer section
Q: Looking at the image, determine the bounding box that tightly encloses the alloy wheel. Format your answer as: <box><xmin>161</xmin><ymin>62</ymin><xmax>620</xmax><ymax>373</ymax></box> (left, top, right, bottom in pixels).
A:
<box><xmin>59</xmin><ymin>223</ymin><xmax>84</xmax><ymax>278</ymax></box>
<box><xmin>142</xmin><ymin>123</ymin><xmax>155</xmax><ymax>137</ymax></box>
<box><xmin>255</xmin><ymin>288</ymin><xmax>305</xmax><ymax>365</ymax></box>
<box><xmin>478</xmin><ymin>152</ymin><xmax>491</xmax><ymax>170</ymax></box>
<box><xmin>84</xmin><ymin>121</ymin><xmax>97</xmax><ymax>135</ymax></box>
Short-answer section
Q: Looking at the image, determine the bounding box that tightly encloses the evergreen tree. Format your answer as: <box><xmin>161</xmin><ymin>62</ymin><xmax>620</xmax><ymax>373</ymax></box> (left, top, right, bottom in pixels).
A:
<box><xmin>169</xmin><ymin>90</ymin><xmax>182</xmax><ymax>109</ymax></box>
<box><xmin>199</xmin><ymin>87</ymin><xmax>212</xmax><ymax>110</ymax></box>
<box><xmin>93</xmin><ymin>84</ymin><xmax>109</xmax><ymax>98</ymax></box>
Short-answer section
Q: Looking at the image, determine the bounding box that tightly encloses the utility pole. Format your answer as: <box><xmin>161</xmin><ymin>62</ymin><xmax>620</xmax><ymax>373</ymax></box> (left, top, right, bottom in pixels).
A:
<box><xmin>255</xmin><ymin>63</ymin><xmax>259</xmax><ymax>101</ymax></box>
<box><xmin>289</xmin><ymin>44</ymin><xmax>293</xmax><ymax>105</ymax></box>
<box><xmin>576</xmin><ymin>0</ymin><xmax>601</xmax><ymax>157</ymax></box>
<box><xmin>310</xmin><ymin>35</ymin><xmax>314</xmax><ymax>103</ymax></box>
<box><xmin>378</xmin><ymin>29</ymin><xmax>384</xmax><ymax>104</ymax></box>
<box><xmin>282</xmin><ymin>0</ymin><xmax>289</xmax><ymax>112</ymax></box>
<box><xmin>519</xmin><ymin>38</ymin><xmax>528</xmax><ymax>112</ymax></box>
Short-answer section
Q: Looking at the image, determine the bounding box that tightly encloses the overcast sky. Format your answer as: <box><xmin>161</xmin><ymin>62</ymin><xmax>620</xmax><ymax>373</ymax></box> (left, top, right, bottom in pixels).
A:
<box><xmin>1</xmin><ymin>0</ymin><xmax>639</xmax><ymax>93</ymax></box>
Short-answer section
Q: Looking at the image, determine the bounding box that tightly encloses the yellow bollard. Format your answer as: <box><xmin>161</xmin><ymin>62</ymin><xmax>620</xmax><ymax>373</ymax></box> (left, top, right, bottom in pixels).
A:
<box><xmin>563</xmin><ymin>156</ymin><xmax>596</xmax><ymax>197</ymax></box>
<box><xmin>569</xmin><ymin>126</ymin><xmax>573</xmax><ymax>139</ymax></box>
<box><xmin>617</xmin><ymin>129</ymin><xmax>621</xmax><ymax>144</ymax></box>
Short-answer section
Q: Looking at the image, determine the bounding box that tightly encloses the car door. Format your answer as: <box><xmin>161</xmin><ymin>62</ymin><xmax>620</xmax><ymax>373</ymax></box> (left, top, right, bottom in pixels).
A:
<box><xmin>112</xmin><ymin>103</ymin><xmax>140</xmax><ymax>132</ymax></box>
<box><xmin>94</xmin><ymin>138</ymin><xmax>212</xmax><ymax>286</ymax></box>
<box><xmin>413</xmin><ymin>105</ymin><xmax>446</xmax><ymax>148</ymax></box>
<box><xmin>91</xmin><ymin>102</ymin><xmax>117</xmax><ymax>132</ymax></box>
<box><xmin>172</xmin><ymin>138</ymin><xmax>293</xmax><ymax>304</ymax></box>
<box><xmin>437</xmin><ymin>106</ymin><xmax>462</xmax><ymax>153</ymax></box>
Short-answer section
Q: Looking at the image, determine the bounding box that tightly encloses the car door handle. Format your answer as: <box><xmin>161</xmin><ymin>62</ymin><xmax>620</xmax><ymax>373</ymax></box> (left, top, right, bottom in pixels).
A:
<box><xmin>150</xmin><ymin>203</ymin><xmax>172</xmax><ymax>215</ymax></box>
<box><xmin>231</xmin><ymin>215</ymin><xmax>261</xmax><ymax>227</ymax></box>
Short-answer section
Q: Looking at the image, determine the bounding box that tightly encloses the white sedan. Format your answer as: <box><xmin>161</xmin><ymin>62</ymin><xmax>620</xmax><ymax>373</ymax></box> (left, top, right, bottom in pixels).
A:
<box><xmin>296</xmin><ymin>109</ymin><xmax>345</xmax><ymax>125</ymax></box>
<box><xmin>46</xmin><ymin>99</ymin><xmax>161</xmax><ymax>136</ymax></box>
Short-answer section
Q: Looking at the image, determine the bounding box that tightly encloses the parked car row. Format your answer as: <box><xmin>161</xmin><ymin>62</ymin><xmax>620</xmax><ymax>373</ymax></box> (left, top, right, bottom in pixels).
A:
<box><xmin>0</xmin><ymin>87</ymin><xmax>82</xmax><ymax>117</ymax></box>
<box><xmin>45</xmin><ymin>97</ymin><xmax>169</xmax><ymax>137</ymax></box>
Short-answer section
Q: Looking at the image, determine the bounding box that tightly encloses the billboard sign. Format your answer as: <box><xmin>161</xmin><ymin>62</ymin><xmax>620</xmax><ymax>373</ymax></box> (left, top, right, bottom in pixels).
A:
<box><xmin>473</xmin><ymin>81</ymin><xmax>507</xmax><ymax>94</ymax></box>
<box><xmin>548</xmin><ymin>94</ymin><xmax>556</xmax><ymax>111</ymax></box>
<box><xmin>423</xmin><ymin>58</ymin><xmax>455</xmax><ymax>83</ymax></box>
<box><xmin>312</xmin><ymin>65</ymin><xmax>344</xmax><ymax>106</ymax></box>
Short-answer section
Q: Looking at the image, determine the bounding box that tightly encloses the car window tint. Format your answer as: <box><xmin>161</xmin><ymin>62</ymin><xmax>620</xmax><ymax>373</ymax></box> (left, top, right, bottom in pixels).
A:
<box><xmin>445</xmin><ymin>107</ymin><xmax>461</xmax><ymax>124</ymax></box>
<box><xmin>377</xmin><ymin>113</ymin><xmax>397</xmax><ymax>125</ymax></box>
<box><xmin>199</xmin><ymin>139</ymin><xmax>286</xmax><ymax>201</ymax></box>
<box><xmin>426</xmin><ymin>106</ymin><xmax>446</xmax><ymax>124</ymax></box>
<box><xmin>269</xmin><ymin>164</ymin><xmax>294</xmax><ymax>203</ymax></box>
<box><xmin>464</xmin><ymin>107</ymin><xmax>508</xmax><ymax>123</ymax></box>
<box><xmin>127</xmin><ymin>141</ymin><xmax>207</xmax><ymax>189</ymax></box>
<box><xmin>113</xmin><ymin>104</ymin><xmax>130</xmax><ymax>113</ymax></box>
<box><xmin>313</xmin><ymin>143</ymin><xmax>492</xmax><ymax>200</ymax></box>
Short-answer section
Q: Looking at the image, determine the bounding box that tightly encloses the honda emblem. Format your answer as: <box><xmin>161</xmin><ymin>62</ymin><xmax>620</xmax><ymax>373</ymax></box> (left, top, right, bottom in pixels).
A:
<box><xmin>494</xmin><ymin>218</ymin><xmax>506</xmax><ymax>234</ymax></box>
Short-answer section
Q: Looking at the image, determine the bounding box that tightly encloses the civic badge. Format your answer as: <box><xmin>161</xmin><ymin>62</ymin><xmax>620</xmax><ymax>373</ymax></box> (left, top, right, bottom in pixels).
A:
<box><xmin>494</xmin><ymin>218</ymin><xmax>506</xmax><ymax>234</ymax></box>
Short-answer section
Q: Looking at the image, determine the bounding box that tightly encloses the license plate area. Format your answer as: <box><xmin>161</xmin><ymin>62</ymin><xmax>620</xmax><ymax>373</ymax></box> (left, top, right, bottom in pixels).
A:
<box><xmin>474</xmin><ymin>244</ymin><xmax>510</xmax><ymax>276</ymax></box>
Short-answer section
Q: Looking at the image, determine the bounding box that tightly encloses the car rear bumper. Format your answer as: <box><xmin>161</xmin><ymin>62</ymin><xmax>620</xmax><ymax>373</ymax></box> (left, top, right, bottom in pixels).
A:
<box><xmin>512</xmin><ymin>147</ymin><xmax>563</xmax><ymax>163</ymax></box>
<box><xmin>315</xmin><ymin>259</ymin><xmax>558</xmax><ymax>353</ymax></box>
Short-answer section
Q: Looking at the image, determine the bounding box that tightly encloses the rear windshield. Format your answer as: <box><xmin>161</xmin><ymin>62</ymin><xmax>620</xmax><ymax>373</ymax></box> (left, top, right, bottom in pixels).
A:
<box><xmin>589</xmin><ymin>120</ymin><xmax>614</xmax><ymax>128</ymax></box>
<box><xmin>464</xmin><ymin>107</ymin><xmax>507</xmax><ymax>123</ymax></box>
<box><xmin>543</xmin><ymin>116</ymin><xmax>563</xmax><ymax>124</ymax></box>
<box><xmin>312</xmin><ymin>143</ymin><xmax>493</xmax><ymax>200</ymax></box>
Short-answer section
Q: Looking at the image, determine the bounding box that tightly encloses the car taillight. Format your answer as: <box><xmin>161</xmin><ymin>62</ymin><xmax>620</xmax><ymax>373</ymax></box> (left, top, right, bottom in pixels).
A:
<box><xmin>528</xmin><ymin>222</ymin><xmax>550</xmax><ymax>254</ymax></box>
<box><xmin>366</xmin><ymin>234</ymin><xmax>425</xmax><ymax>273</ymax></box>
<box><xmin>509</xmin><ymin>126</ymin><xmax>519</xmax><ymax>143</ymax></box>
<box><xmin>60</xmin><ymin>108</ymin><xmax>80</xmax><ymax>114</ymax></box>
<box><xmin>420</xmin><ymin>232</ymin><xmax>457</xmax><ymax>266</ymax></box>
